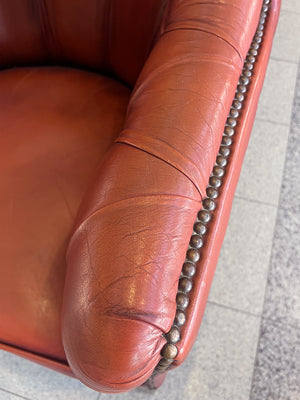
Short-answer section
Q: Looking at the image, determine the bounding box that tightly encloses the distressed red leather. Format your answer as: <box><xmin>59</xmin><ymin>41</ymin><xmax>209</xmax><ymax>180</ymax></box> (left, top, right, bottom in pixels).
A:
<box><xmin>63</xmin><ymin>0</ymin><xmax>279</xmax><ymax>393</ymax></box>
<box><xmin>0</xmin><ymin>0</ymin><xmax>166</xmax><ymax>87</ymax></box>
<box><xmin>0</xmin><ymin>0</ymin><xmax>280</xmax><ymax>394</ymax></box>
<box><xmin>173</xmin><ymin>0</ymin><xmax>281</xmax><ymax>365</ymax></box>
<box><xmin>0</xmin><ymin>67</ymin><xmax>130</xmax><ymax>362</ymax></box>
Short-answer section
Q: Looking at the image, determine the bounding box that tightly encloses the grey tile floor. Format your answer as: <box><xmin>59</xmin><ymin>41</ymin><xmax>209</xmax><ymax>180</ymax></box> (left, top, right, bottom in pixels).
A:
<box><xmin>1</xmin><ymin>2</ymin><xmax>300</xmax><ymax>399</ymax></box>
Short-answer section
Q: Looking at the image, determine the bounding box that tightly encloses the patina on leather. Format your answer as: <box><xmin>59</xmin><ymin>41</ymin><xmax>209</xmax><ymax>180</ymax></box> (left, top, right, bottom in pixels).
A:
<box><xmin>0</xmin><ymin>0</ymin><xmax>280</xmax><ymax>393</ymax></box>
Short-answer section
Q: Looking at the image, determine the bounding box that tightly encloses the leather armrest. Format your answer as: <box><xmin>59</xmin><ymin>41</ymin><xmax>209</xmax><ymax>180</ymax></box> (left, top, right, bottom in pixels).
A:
<box><xmin>62</xmin><ymin>0</ymin><xmax>263</xmax><ymax>393</ymax></box>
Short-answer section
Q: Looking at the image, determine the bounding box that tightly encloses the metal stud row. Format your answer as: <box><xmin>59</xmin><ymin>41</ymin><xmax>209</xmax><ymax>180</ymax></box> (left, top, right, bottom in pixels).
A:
<box><xmin>154</xmin><ymin>0</ymin><xmax>270</xmax><ymax>374</ymax></box>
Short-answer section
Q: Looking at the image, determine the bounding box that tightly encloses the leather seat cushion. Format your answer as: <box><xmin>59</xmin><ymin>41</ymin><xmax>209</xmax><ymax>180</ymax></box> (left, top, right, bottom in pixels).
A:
<box><xmin>0</xmin><ymin>67</ymin><xmax>130</xmax><ymax>362</ymax></box>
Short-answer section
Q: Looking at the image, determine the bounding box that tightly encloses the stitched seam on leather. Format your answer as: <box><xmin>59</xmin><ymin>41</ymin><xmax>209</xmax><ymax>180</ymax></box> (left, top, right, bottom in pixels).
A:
<box><xmin>102</xmin><ymin>0</ymin><xmax>112</xmax><ymax>72</ymax></box>
<box><xmin>149</xmin><ymin>0</ymin><xmax>169</xmax><ymax>51</ymax></box>
<box><xmin>130</xmin><ymin>56</ymin><xmax>239</xmax><ymax>107</ymax></box>
<box><xmin>163</xmin><ymin>26</ymin><xmax>243</xmax><ymax>63</ymax></box>
<box><xmin>115</xmin><ymin>141</ymin><xmax>204</xmax><ymax>199</ymax></box>
<box><xmin>36</xmin><ymin>0</ymin><xmax>60</xmax><ymax>59</ymax></box>
<box><xmin>101</xmin><ymin>312</ymin><xmax>165</xmax><ymax>336</ymax></box>
<box><xmin>72</xmin><ymin>193</ymin><xmax>200</xmax><ymax>231</ymax></box>
<box><xmin>151</xmin><ymin>0</ymin><xmax>272</xmax><ymax>376</ymax></box>
<box><xmin>159</xmin><ymin>0</ymin><xmax>172</xmax><ymax>36</ymax></box>
<box><xmin>67</xmin><ymin>193</ymin><xmax>201</xmax><ymax>258</ymax></box>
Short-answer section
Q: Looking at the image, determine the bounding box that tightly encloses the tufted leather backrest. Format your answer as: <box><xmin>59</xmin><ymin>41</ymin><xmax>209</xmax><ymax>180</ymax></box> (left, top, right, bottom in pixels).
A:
<box><xmin>0</xmin><ymin>0</ymin><xmax>167</xmax><ymax>87</ymax></box>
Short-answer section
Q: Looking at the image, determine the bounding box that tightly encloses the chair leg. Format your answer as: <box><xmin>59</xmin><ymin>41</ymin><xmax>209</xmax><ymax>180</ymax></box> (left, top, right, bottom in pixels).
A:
<box><xmin>144</xmin><ymin>372</ymin><xmax>167</xmax><ymax>390</ymax></box>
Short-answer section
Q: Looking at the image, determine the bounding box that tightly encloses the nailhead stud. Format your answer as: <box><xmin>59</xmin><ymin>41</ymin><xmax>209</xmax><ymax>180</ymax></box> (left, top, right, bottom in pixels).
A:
<box><xmin>187</xmin><ymin>248</ymin><xmax>200</xmax><ymax>263</ymax></box>
<box><xmin>203</xmin><ymin>197</ymin><xmax>216</xmax><ymax>211</ymax></box>
<box><xmin>165</xmin><ymin>326</ymin><xmax>181</xmax><ymax>344</ymax></box>
<box><xmin>198</xmin><ymin>210</ymin><xmax>211</xmax><ymax>223</ymax></box>
<box><xmin>153</xmin><ymin>0</ymin><xmax>268</xmax><ymax>376</ymax></box>
<box><xmin>190</xmin><ymin>234</ymin><xmax>204</xmax><ymax>249</ymax></box>
<box><xmin>193</xmin><ymin>222</ymin><xmax>207</xmax><ymax>235</ymax></box>
<box><xmin>176</xmin><ymin>293</ymin><xmax>189</xmax><ymax>310</ymax></box>
<box><xmin>206</xmin><ymin>186</ymin><xmax>219</xmax><ymax>199</ymax></box>
<box><xmin>209</xmin><ymin>176</ymin><xmax>222</xmax><ymax>188</ymax></box>
<box><xmin>216</xmin><ymin>155</ymin><xmax>227</xmax><ymax>167</ymax></box>
<box><xmin>182</xmin><ymin>262</ymin><xmax>196</xmax><ymax>277</ymax></box>
<box><xmin>213</xmin><ymin>165</ymin><xmax>224</xmax><ymax>177</ymax></box>
<box><xmin>219</xmin><ymin>146</ymin><xmax>231</xmax><ymax>157</ymax></box>
<box><xmin>162</xmin><ymin>343</ymin><xmax>178</xmax><ymax>360</ymax></box>
<box><xmin>174</xmin><ymin>309</ymin><xmax>186</xmax><ymax>326</ymax></box>
<box><xmin>179</xmin><ymin>277</ymin><xmax>193</xmax><ymax>293</ymax></box>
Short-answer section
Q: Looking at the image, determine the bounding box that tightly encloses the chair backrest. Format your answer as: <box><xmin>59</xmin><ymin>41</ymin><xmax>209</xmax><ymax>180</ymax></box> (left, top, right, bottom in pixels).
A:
<box><xmin>0</xmin><ymin>0</ymin><xmax>167</xmax><ymax>87</ymax></box>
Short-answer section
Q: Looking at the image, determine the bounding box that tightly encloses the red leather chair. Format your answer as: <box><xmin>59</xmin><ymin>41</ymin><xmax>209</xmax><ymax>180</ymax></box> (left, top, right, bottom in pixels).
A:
<box><xmin>0</xmin><ymin>0</ymin><xmax>280</xmax><ymax>393</ymax></box>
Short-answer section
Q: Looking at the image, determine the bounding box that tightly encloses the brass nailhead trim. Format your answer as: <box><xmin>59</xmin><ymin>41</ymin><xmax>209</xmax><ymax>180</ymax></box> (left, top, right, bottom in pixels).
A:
<box><xmin>153</xmin><ymin>0</ymin><xmax>270</xmax><ymax>374</ymax></box>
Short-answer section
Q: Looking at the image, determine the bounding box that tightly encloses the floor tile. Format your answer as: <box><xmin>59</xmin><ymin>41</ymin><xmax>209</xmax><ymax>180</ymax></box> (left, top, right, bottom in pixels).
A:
<box><xmin>0</xmin><ymin>352</ymin><xmax>98</xmax><ymax>400</ymax></box>
<box><xmin>281</xmin><ymin>0</ymin><xmax>300</xmax><ymax>14</ymax></box>
<box><xmin>236</xmin><ymin>119</ymin><xmax>289</xmax><ymax>205</ymax></box>
<box><xmin>98</xmin><ymin>303</ymin><xmax>260</xmax><ymax>400</ymax></box>
<box><xmin>182</xmin><ymin>304</ymin><xmax>260</xmax><ymax>400</ymax></box>
<box><xmin>270</xmin><ymin>10</ymin><xmax>300</xmax><ymax>63</ymax></box>
<box><xmin>250</xmin><ymin>318</ymin><xmax>300</xmax><ymax>400</ymax></box>
<box><xmin>256</xmin><ymin>59</ymin><xmax>298</xmax><ymax>125</ymax></box>
<box><xmin>208</xmin><ymin>197</ymin><xmax>277</xmax><ymax>315</ymax></box>
<box><xmin>280</xmin><ymin>63</ymin><xmax>300</xmax><ymax>204</ymax></box>
<box><xmin>263</xmin><ymin>205</ymin><xmax>300</xmax><ymax>328</ymax></box>
<box><xmin>0</xmin><ymin>391</ymin><xmax>30</xmax><ymax>400</ymax></box>
<box><xmin>262</xmin><ymin>66</ymin><xmax>300</xmax><ymax>328</ymax></box>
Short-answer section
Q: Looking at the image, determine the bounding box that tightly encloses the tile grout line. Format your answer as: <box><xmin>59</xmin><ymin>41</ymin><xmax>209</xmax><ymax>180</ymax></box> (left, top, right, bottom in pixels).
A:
<box><xmin>234</xmin><ymin>195</ymin><xmax>277</xmax><ymax>208</ymax></box>
<box><xmin>0</xmin><ymin>388</ymin><xmax>32</xmax><ymax>400</ymax></box>
<box><xmin>280</xmin><ymin>8</ymin><xmax>300</xmax><ymax>15</ymax></box>
<box><xmin>207</xmin><ymin>300</ymin><xmax>260</xmax><ymax>318</ymax></box>
<box><xmin>261</xmin><ymin>315</ymin><xmax>300</xmax><ymax>332</ymax></box>
<box><xmin>254</xmin><ymin>117</ymin><xmax>289</xmax><ymax>126</ymax></box>
<box><xmin>247</xmin><ymin>59</ymin><xmax>300</xmax><ymax>400</ymax></box>
<box><xmin>270</xmin><ymin>56</ymin><xmax>299</xmax><ymax>65</ymax></box>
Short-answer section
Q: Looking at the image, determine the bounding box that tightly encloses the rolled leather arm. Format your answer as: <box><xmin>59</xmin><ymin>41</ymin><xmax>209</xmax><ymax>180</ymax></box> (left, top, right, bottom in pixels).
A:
<box><xmin>62</xmin><ymin>0</ymin><xmax>262</xmax><ymax>393</ymax></box>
